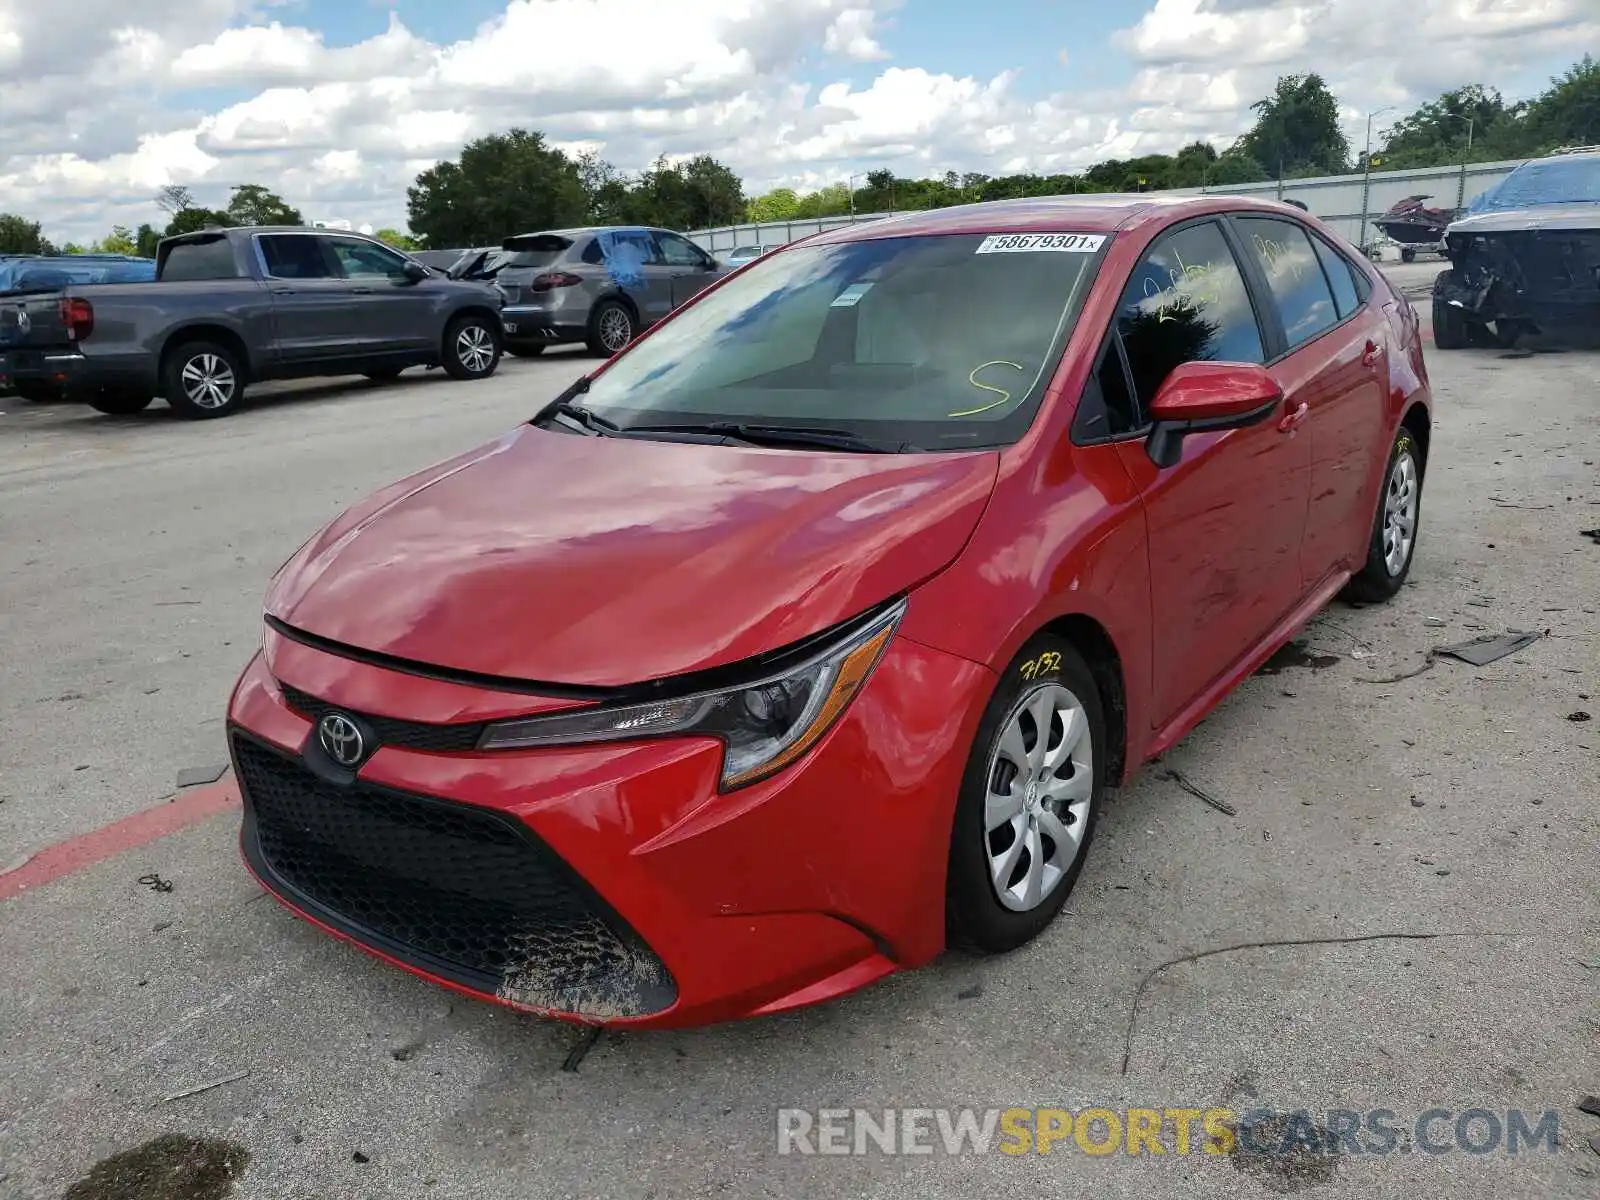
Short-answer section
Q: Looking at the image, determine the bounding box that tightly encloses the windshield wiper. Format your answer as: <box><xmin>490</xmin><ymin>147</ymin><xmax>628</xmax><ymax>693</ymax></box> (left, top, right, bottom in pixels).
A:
<box><xmin>623</xmin><ymin>421</ymin><xmax>901</xmax><ymax>453</ymax></box>
<box><xmin>531</xmin><ymin>377</ymin><xmax>621</xmax><ymax>435</ymax></box>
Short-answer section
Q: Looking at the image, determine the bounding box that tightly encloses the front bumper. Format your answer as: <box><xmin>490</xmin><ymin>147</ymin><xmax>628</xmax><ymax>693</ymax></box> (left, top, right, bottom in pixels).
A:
<box><xmin>228</xmin><ymin>624</ymin><xmax>993</xmax><ymax>1028</ymax></box>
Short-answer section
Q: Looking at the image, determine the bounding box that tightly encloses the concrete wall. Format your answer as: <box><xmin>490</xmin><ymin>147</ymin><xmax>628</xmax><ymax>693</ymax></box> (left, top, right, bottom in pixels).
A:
<box><xmin>686</xmin><ymin>157</ymin><xmax>1525</xmax><ymax>254</ymax></box>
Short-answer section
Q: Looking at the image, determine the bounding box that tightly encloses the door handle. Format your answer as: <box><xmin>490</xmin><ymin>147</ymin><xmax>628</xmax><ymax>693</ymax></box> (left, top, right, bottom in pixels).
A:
<box><xmin>271</xmin><ymin>287</ymin><xmax>295</xmax><ymax>295</ymax></box>
<box><xmin>1277</xmin><ymin>401</ymin><xmax>1309</xmax><ymax>433</ymax></box>
<box><xmin>349</xmin><ymin>287</ymin><xmax>373</xmax><ymax>295</ymax></box>
<box><xmin>1361</xmin><ymin>340</ymin><xmax>1381</xmax><ymax>367</ymax></box>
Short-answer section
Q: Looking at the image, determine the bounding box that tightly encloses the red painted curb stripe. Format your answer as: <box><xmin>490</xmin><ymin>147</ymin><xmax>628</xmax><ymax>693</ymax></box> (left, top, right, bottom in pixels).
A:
<box><xmin>0</xmin><ymin>777</ymin><xmax>241</xmax><ymax>901</ymax></box>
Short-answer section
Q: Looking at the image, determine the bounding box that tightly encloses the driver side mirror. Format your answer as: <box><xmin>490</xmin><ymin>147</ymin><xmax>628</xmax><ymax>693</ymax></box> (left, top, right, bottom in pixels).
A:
<box><xmin>401</xmin><ymin>260</ymin><xmax>429</xmax><ymax>283</ymax></box>
<box><xmin>1145</xmin><ymin>361</ymin><xmax>1283</xmax><ymax>469</ymax></box>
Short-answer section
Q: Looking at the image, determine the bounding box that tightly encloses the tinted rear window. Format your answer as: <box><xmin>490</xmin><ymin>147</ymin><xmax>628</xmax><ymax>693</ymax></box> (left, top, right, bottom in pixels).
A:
<box><xmin>160</xmin><ymin>238</ymin><xmax>240</xmax><ymax>281</ymax></box>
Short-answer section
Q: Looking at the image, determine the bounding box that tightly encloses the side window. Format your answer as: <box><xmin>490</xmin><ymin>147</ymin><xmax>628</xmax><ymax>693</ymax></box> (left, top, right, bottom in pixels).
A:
<box><xmin>330</xmin><ymin>238</ymin><xmax>410</xmax><ymax>280</ymax></box>
<box><xmin>1310</xmin><ymin>235</ymin><xmax>1361</xmax><ymax>320</ymax></box>
<box><xmin>1072</xmin><ymin>337</ymin><xmax>1140</xmax><ymax>442</ymax></box>
<box><xmin>258</xmin><ymin>235</ymin><xmax>335</xmax><ymax>280</ymax></box>
<box><xmin>159</xmin><ymin>237</ymin><xmax>238</xmax><ymax>281</ymax></box>
<box><xmin>655</xmin><ymin>232</ymin><xmax>708</xmax><ymax>268</ymax></box>
<box><xmin>1234</xmin><ymin>217</ymin><xmax>1339</xmax><ymax>350</ymax></box>
<box><xmin>1117</xmin><ymin>220</ymin><xmax>1265</xmax><ymax>410</ymax></box>
<box><xmin>580</xmin><ymin>239</ymin><xmax>605</xmax><ymax>265</ymax></box>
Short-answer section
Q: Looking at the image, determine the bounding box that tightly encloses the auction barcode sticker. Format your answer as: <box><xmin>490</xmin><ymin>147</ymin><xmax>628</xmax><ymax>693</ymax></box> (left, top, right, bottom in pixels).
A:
<box><xmin>974</xmin><ymin>233</ymin><xmax>1106</xmax><ymax>254</ymax></box>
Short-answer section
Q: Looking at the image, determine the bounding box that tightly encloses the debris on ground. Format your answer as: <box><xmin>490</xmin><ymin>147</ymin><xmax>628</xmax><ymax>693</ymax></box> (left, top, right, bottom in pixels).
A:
<box><xmin>1581</xmin><ymin>528</ymin><xmax>1600</xmax><ymax>545</ymax></box>
<box><xmin>957</xmin><ymin>982</ymin><xmax>984</xmax><ymax>1000</ymax></box>
<box><xmin>161</xmin><ymin>1069</ymin><xmax>251</xmax><ymax>1103</ymax></box>
<box><xmin>1569</xmin><ymin>712</ymin><xmax>1593</xmax><ymax>723</ymax></box>
<box><xmin>1157</xmin><ymin>768</ymin><xmax>1238</xmax><ymax>816</ymax></box>
<box><xmin>176</xmin><ymin>763</ymin><xmax>229</xmax><ymax>788</ymax></box>
<box><xmin>62</xmin><ymin>1134</ymin><xmax>250</xmax><ymax>1200</ymax></box>
<box><xmin>561</xmin><ymin>1026</ymin><xmax>604</xmax><ymax>1073</ymax></box>
<box><xmin>1489</xmin><ymin>497</ymin><xmax>1553</xmax><ymax>510</ymax></box>
<box><xmin>138</xmin><ymin>873</ymin><xmax>174</xmax><ymax>893</ymax></box>
<box><xmin>1436</xmin><ymin>630</ymin><xmax>1544</xmax><ymax>667</ymax></box>
<box><xmin>352</xmin><ymin>1151</ymin><xmax>371</xmax><ymax>1164</ymax></box>
<box><xmin>1578</xmin><ymin>1095</ymin><xmax>1600</xmax><ymax>1118</ymax></box>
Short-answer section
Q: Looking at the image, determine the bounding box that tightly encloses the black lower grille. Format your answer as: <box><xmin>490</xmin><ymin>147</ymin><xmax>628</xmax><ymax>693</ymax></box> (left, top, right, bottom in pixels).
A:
<box><xmin>277</xmin><ymin>682</ymin><xmax>486</xmax><ymax>753</ymax></box>
<box><xmin>233</xmin><ymin>733</ymin><xmax>676</xmax><ymax>1018</ymax></box>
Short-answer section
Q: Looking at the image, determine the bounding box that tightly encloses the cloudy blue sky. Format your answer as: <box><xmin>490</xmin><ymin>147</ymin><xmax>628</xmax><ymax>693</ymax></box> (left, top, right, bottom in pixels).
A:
<box><xmin>1</xmin><ymin>0</ymin><xmax>1593</xmax><ymax>243</ymax></box>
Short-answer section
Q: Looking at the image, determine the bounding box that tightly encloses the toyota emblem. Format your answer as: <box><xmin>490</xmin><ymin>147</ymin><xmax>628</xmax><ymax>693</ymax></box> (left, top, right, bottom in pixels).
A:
<box><xmin>317</xmin><ymin>712</ymin><xmax>365</xmax><ymax>767</ymax></box>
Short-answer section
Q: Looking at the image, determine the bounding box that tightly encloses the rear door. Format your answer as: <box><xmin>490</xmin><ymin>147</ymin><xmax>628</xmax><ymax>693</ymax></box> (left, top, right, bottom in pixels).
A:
<box><xmin>594</xmin><ymin>229</ymin><xmax>671</xmax><ymax>324</ymax></box>
<box><xmin>1230</xmin><ymin>215</ymin><xmax>1389</xmax><ymax>584</ymax></box>
<box><xmin>654</xmin><ymin>230</ymin><xmax>722</xmax><ymax>307</ymax></box>
<box><xmin>325</xmin><ymin>235</ymin><xmax>435</xmax><ymax>353</ymax></box>
<box><xmin>1106</xmin><ymin>218</ymin><xmax>1312</xmax><ymax>729</ymax></box>
<box><xmin>256</xmin><ymin>233</ymin><xmax>364</xmax><ymax>362</ymax></box>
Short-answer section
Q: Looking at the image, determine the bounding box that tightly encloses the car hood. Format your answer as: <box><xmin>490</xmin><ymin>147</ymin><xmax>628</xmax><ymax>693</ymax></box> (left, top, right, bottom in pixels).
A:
<box><xmin>1448</xmin><ymin>204</ymin><xmax>1600</xmax><ymax>235</ymax></box>
<box><xmin>266</xmin><ymin>425</ymin><xmax>999</xmax><ymax>688</ymax></box>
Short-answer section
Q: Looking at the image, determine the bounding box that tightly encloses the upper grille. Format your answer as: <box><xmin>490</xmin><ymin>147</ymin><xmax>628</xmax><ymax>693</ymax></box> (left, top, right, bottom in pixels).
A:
<box><xmin>233</xmin><ymin>734</ymin><xmax>676</xmax><ymax>1018</ymax></box>
<box><xmin>278</xmin><ymin>682</ymin><xmax>486</xmax><ymax>753</ymax></box>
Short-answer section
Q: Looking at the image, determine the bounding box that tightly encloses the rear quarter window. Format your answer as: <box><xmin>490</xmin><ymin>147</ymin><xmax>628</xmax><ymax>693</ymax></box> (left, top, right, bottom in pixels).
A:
<box><xmin>160</xmin><ymin>238</ymin><xmax>240</xmax><ymax>281</ymax></box>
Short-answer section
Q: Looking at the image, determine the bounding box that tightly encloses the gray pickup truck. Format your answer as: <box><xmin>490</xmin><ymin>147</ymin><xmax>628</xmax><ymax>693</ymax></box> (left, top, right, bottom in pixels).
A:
<box><xmin>0</xmin><ymin>226</ymin><xmax>506</xmax><ymax>419</ymax></box>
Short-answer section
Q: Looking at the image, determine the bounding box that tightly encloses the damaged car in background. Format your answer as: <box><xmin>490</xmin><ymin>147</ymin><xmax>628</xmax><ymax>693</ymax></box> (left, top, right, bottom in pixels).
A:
<box><xmin>1433</xmin><ymin>145</ymin><xmax>1600</xmax><ymax>349</ymax></box>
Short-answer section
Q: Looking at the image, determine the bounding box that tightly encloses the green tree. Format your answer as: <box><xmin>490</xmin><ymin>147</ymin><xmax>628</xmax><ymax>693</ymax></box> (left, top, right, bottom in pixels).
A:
<box><xmin>155</xmin><ymin>184</ymin><xmax>194</xmax><ymax>217</ymax></box>
<box><xmin>0</xmin><ymin>212</ymin><xmax>53</xmax><ymax>254</ymax></box>
<box><xmin>1520</xmin><ymin>54</ymin><xmax>1600</xmax><ymax>150</ymax></box>
<box><xmin>165</xmin><ymin>208</ymin><xmax>233</xmax><ymax>237</ymax></box>
<box><xmin>93</xmin><ymin>225</ymin><xmax>138</xmax><ymax>254</ymax></box>
<box><xmin>1378</xmin><ymin>85</ymin><xmax>1516</xmax><ymax>168</ymax></box>
<box><xmin>746</xmin><ymin>187</ymin><xmax>801</xmax><ymax>222</ymax></box>
<box><xmin>626</xmin><ymin>154</ymin><xmax>745</xmax><ymax>228</ymax></box>
<box><xmin>225</xmin><ymin>184</ymin><xmax>304</xmax><ymax>226</ymax></box>
<box><xmin>407</xmin><ymin>128</ymin><xmax>588</xmax><ymax>248</ymax></box>
<box><xmin>1236</xmin><ymin>74</ymin><xmax>1350</xmax><ymax>178</ymax></box>
<box><xmin>135</xmin><ymin>223</ymin><xmax>161</xmax><ymax>258</ymax></box>
<box><xmin>373</xmin><ymin>228</ymin><xmax>420</xmax><ymax>251</ymax></box>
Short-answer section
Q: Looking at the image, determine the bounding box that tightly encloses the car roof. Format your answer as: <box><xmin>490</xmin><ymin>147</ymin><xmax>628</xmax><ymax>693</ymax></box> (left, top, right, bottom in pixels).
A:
<box><xmin>809</xmin><ymin>193</ymin><xmax>1311</xmax><ymax>245</ymax></box>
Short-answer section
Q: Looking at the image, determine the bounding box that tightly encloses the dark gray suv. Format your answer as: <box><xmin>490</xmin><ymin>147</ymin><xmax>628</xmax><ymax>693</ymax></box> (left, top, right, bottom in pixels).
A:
<box><xmin>490</xmin><ymin>226</ymin><xmax>730</xmax><ymax>357</ymax></box>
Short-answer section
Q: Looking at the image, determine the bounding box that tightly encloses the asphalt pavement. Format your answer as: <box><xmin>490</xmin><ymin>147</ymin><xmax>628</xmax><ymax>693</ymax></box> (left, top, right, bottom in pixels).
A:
<box><xmin>1</xmin><ymin>324</ymin><xmax>1597</xmax><ymax>1199</ymax></box>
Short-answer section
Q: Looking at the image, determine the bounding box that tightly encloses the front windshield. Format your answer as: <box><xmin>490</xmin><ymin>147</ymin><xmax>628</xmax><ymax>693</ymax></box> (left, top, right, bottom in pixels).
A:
<box><xmin>579</xmin><ymin>231</ymin><xmax>1107</xmax><ymax>451</ymax></box>
<box><xmin>1469</xmin><ymin>155</ymin><xmax>1600</xmax><ymax>212</ymax></box>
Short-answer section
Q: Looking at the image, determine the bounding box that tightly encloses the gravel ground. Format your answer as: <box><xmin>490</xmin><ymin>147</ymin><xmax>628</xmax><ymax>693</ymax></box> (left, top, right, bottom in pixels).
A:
<box><xmin>1</xmin><ymin>328</ymin><xmax>1596</xmax><ymax>1200</ymax></box>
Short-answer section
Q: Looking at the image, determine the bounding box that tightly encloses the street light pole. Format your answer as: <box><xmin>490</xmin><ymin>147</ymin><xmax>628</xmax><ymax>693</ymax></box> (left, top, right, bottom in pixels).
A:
<box><xmin>1358</xmin><ymin>105</ymin><xmax>1397</xmax><ymax>254</ymax></box>
<box><xmin>1454</xmin><ymin>116</ymin><xmax>1475</xmax><ymax>212</ymax></box>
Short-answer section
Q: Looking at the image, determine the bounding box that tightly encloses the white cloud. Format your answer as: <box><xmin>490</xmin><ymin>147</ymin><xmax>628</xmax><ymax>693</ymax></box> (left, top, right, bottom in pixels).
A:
<box><xmin>0</xmin><ymin>0</ymin><xmax>1592</xmax><ymax>244</ymax></box>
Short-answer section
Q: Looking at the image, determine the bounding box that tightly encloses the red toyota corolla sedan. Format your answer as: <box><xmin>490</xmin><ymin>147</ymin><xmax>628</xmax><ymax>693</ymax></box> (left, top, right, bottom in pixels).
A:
<box><xmin>228</xmin><ymin>195</ymin><xmax>1432</xmax><ymax>1028</ymax></box>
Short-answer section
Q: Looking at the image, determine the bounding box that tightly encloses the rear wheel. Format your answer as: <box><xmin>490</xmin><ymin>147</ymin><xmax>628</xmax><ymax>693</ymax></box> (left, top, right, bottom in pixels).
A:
<box><xmin>1400</xmin><ymin>247</ymin><xmax>1416</xmax><ymax>263</ymax></box>
<box><xmin>87</xmin><ymin>390</ymin><xmax>153</xmax><ymax>415</ymax></box>
<box><xmin>442</xmin><ymin>314</ymin><xmax>500</xmax><ymax>380</ymax></box>
<box><xmin>1431</xmin><ymin>273</ymin><xmax>1469</xmax><ymax>350</ymax></box>
<box><xmin>946</xmin><ymin>635</ymin><xmax>1105</xmax><ymax>953</ymax></box>
<box><xmin>586</xmin><ymin>300</ymin><xmax>636</xmax><ymax>357</ymax></box>
<box><xmin>163</xmin><ymin>341</ymin><xmax>245</xmax><ymax>419</ymax></box>
<box><xmin>1343</xmin><ymin>425</ymin><xmax>1423</xmax><ymax>604</ymax></box>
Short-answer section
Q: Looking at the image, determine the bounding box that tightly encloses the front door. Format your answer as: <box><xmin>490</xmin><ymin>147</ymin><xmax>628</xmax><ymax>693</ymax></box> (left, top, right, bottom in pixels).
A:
<box><xmin>654</xmin><ymin>231</ymin><xmax>720</xmax><ymax>308</ymax></box>
<box><xmin>1108</xmin><ymin>219</ymin><xmax>1312</xmax><ymax>729</ymax></box>
<box><xmin>325</xmin><ymin>236</ymin><xmax>435</xmax><ymax>354</ymax></box>
<box><xmin>1231</xmin><ymin>215</ymin><xmax>1391</xmax><ymax>583</ymax></box>
<box><xmin>257</xmin><ymin>234</ymin><xmax>364</xmax><ymax>362</ymax></box>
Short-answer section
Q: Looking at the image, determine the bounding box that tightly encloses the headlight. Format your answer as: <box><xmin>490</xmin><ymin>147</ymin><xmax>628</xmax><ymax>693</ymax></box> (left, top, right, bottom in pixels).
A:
<box><xmin>477</xmin><ymin>600</ymin><xmax>905</xmax><ymax>789</ymax></box>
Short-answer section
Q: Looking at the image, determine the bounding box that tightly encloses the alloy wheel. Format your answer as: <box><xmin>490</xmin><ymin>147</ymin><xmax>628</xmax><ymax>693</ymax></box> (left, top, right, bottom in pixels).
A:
<box><xmin>456</xmin><ymin>324</ymin><xmax>495</xmax><ymax>373</ymax></box>
<box><xmin>983</xmin><ymin>683</ymin><xmax>1094</xmax><ymax>912</ymax></box>
<box><xmin>598</xmin><ymin>307</ymin><xmax>632</xmax><ymax>353</ymax></box>
<box><xmin>180</xmin><ymin>353</ymin><xmax>236</xmax><ymax>409</ymax></box>
<box><xmin>1382</xmin><ymin>449</ymin><xmax>1418</xmax><ymax>576</ymax></box>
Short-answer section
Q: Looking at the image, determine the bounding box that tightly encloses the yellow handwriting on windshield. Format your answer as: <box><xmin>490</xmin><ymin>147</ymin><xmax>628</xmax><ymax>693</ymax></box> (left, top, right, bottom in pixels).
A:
<box><xmin>950</xmin><ymin>360</ymin><xmax>1026</xmax><ymax>417</ymax></box>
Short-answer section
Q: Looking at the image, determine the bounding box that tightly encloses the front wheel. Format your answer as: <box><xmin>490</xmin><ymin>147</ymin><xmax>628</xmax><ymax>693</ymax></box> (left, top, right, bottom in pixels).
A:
<box><xmin>163</xmin><ymin>341</ymin><xmax>245</xmax><ymax>419</ymax></box>
<box><xmin>946</xmin><ymin>635</ymin><xmax>1105</xmax><ymax>954</ymax></box>
<box><xmin>1343</xmin><ymin>426</ymin><xmax>1423</xmax><ymax>603</ymax></box>
<box><xmin>442</xmin><ymin>314</ymin><xmax>501</xmax><ymax>380</ymax></box>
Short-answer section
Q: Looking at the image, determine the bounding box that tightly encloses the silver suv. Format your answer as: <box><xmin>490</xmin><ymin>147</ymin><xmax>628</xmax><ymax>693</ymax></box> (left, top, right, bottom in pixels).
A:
<box><xmin>491</xmin><ymin>226</ymin><xmax>729</xmax><ymax>357</ymax></box>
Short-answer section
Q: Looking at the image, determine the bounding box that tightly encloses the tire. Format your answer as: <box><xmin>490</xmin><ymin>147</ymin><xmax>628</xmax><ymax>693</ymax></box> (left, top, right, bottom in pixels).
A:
<box><xmin>946</xmin><ymin>634</ymin><xmax>1106</xmax><ymax>954</ymax></box>
<box><xmin>14</xmin><ymin>380</ymin><xmax>62</xmax><ymax>403</ymax></box>
<box><xmin>364</xmin><ymin>368</ymin><xmax>405</xmax><ymax>381</ymax></box>
<box><xmin>441</xmin><ymin>314</ymin><xmax>501</xmax><ymax>380</ymax></box>
<box><xmin>586</xmin><ymin>299</ymin><xmax>636</xmax><ymax>357</ymax></box>
<box><xmin>507</xmin><ymin>345</ymin><xmax>545</xmax><ymax>358</ymax></box>
<box><xmin>162</xmin><ymin>340</ymin><xmax>245</xmax><ymax>419</ymax></box>
<box><xmin>87</xmin><ymin>390</ymin><xmax>153</xmax><ymax>415</ymax></box>
<box><xmin>1493</xmin><ymin>319</ymin><xmax>1527</xmax><ymax>350</ymax></box>
<box><xmin>1400</xmin><ymin>247</ymin><xmax>1416</xmax><ymax>263</ymax></box>
<box><xmin>1343</xmin><ymin>425</ymin><xmax>1423</xmax><ymax>604</ymax></box>
<box><xmin>1431</xmin><ymin>281</ymin><xmax>1468</xmax><ymax>351</ymax></box>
